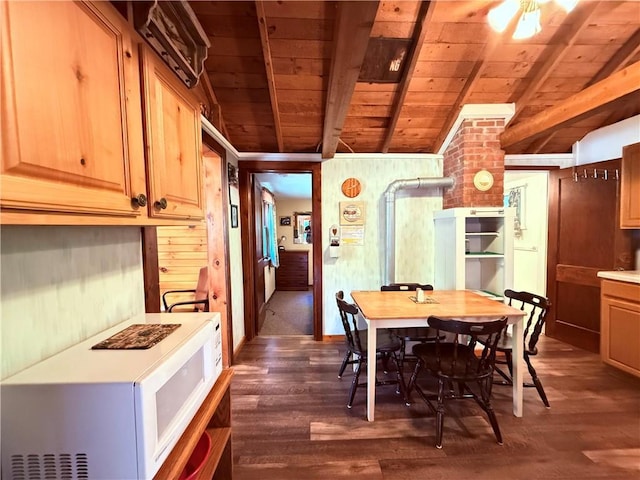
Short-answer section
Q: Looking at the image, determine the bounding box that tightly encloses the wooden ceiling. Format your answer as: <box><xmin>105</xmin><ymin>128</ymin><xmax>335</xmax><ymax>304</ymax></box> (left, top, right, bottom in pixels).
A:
<box><xmin>190</xmin><ymin>1</ymin><xmax>640</xmax><ymax>158</ymax></box>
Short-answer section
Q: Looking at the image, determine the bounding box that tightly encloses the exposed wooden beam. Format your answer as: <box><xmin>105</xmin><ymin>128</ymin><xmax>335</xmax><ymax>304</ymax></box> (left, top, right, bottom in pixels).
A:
<box><xmin>587</xmin><ymin>27</ymin><xmax>640</xmax><ymax>87</ymax></box>
<box><xmin>432</xmin><ymin>14</ymin><xmax>519</xmax><ymax>153</ymax></box>
<box><xmin>381</xmin><ymin>1</ymin><xmax>435</xmax><ymax>153</ymax></box>
<box><xmin>508</xmin><ymin>2</ymin><xmax>600</xmax><ymax>125</ymax></box>
<box><xmin>525</xmin><ymin>24</ymin><xmax>639</xmax><ymax>153</ymax></box>
<box><xmin>322</xmin><ymin>1</ymin><xmax>379</xmax><ymax>159</ymax></box>
<box><xmin>500</xmin><ymin>61</ymin><xmax>640</xmax><ymax>149</ymax></box>
<box><xmin>256</xmin><ymin>0</ymin><xmax>283</xmax><ymax>152</ymax></box>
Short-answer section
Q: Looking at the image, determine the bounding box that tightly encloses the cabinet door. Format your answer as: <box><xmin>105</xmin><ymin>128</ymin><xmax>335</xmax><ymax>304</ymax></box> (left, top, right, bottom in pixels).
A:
<box><xmin>141</xmin><ymin>47</ymin><xmax>203</xmax><ymax>220</ymax></box>
<box><xmin>620</xmin><ymin>142</ymin><xmax>640</xmax><ymax>229</ymax></box>
<box><xmin>1</xmin><ymin>1</ymin><xmax>146</xmax><ymax>217</ymax></box>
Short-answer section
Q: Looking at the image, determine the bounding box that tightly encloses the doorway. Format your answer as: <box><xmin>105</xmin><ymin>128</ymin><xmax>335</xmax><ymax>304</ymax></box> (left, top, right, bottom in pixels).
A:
<box><xmin>238</xmin><ymin>161</ymin><xmax>322</xmax><ymax>342</ymax></box>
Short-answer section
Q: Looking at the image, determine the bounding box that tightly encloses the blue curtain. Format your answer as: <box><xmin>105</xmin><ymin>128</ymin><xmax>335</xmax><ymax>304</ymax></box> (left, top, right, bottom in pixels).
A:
<box><xmin>266</xmin><ymin>202</ymin><xmax>279</xmax><ymax>267</ymax></box>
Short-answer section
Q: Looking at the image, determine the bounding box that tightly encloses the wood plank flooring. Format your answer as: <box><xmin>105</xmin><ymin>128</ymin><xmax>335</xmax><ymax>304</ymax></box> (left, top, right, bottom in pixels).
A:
<box><xmin>231</xmin><ymin>335</ymin><xmax>640</xmax><ymax>479</ymax></box>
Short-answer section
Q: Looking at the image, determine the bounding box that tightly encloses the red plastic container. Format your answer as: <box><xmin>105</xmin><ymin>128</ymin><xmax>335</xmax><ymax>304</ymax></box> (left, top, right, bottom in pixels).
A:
<box><xmin>178</xmin><ymin>430</ymin><xmax>213</xmax><ymax>480</ymax></box>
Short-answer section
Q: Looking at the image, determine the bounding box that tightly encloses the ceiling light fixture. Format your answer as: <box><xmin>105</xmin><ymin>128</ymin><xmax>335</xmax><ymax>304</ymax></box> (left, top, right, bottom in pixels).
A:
<box><xmin>488</xmin><ymin>0</ymin><xmax>579</xmax><ymax>40</ymax></box>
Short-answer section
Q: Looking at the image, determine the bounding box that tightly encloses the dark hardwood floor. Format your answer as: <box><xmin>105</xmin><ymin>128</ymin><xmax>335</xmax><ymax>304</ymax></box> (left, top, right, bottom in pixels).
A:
<box><xmin>231</xmin><ymin>335</ymin><xmax>640</xmax><ymax>479</ymax></box>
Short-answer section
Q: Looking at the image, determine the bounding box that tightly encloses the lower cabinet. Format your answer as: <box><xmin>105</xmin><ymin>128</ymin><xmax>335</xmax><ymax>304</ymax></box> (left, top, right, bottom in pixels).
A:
<box><xmin>600</xmin><ymin>279</ymin><xmax>640</xmax><ymax>377</ymax></box>
<box><xmin>155</xmin><ymin>369</ymin><xmax>233</xmax><ymax>479</ymax></box>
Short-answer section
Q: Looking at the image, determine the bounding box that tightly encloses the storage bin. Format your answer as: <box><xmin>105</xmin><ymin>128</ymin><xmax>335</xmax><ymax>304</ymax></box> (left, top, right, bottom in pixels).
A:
<box><xmin>178</xmin><ymin>430</ymin><xmax>212</xmax><ymax>480</ymax></box>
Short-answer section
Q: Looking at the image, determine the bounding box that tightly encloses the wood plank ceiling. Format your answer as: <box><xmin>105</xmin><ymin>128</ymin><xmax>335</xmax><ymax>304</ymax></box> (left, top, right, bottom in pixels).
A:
<box><xmin>191</xmin><ymin>1</ymin><xmax>640</xmax><ymax>158</ymax></box>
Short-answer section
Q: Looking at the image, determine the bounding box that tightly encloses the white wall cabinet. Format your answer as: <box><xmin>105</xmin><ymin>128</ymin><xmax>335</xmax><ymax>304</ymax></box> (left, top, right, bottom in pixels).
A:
<box><xmin>434</xmin><ymin>207</ymin><xmax>514</xmax><ymax>300</ymax></box>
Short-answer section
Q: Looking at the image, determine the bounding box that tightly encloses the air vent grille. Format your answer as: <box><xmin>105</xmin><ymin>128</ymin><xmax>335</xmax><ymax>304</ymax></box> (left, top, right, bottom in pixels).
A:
<box><xmin>10</xmin><ymin>453</ymin><xmax>89</xmax><ymax>480</ymax></box>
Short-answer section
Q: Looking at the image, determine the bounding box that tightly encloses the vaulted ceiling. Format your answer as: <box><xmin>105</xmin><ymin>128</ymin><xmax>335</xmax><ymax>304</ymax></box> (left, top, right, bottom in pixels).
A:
<box><xmin>190</xmin><ymin>1</ymin><xmax>640</xmax><ymax>158</ymax></box>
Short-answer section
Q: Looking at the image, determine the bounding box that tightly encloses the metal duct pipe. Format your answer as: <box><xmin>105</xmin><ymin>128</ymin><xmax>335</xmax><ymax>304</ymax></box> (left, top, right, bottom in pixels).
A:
<box><xmin>383</xmin><ymin>177</ymin><xmax>455</xmax><ymax>286</ymax></box>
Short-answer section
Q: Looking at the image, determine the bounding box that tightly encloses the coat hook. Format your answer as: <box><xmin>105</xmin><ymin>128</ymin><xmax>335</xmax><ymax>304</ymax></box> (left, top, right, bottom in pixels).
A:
<box><xmin>604</xmin><ymin>169</ymin><xmax>608</xmax><ymax>180</ymax></box>
<box><xmin>593</xmin><ymin>168</ymin><xmax>598</xmax><ymax>179</ymax></box>
<box><xmin>573</xmin><ymin>171</ymin><xmax>578</xmax><ymax>182</ymax></box>
<box><xmin>583</xmin><ymin>169</ymin><xmax>588</xmax><ymax>179</ymax></box>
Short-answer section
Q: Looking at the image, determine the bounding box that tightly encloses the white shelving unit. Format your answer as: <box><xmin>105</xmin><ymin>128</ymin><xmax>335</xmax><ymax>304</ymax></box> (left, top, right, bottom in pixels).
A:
<box><xmin>434</xmin><ymin>207</ymin><xmax>514</xmax><ymax>300</ymax></box>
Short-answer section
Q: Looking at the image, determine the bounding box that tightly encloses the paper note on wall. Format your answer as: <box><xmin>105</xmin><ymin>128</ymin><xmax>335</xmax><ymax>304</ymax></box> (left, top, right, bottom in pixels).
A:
<box><xmin>341</xmin><ymin>225</ymin><xmax>364</xmax><ymax>245</ymax></box>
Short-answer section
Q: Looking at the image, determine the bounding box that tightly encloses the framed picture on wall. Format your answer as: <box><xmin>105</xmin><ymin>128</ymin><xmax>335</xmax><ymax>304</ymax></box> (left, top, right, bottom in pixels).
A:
<box><xmin>280</xmin><ymin>216</ymin><xmax>291</xmax><ymax>226</ymax></box>
<box><xmin>231</xmin><ymin>204</ymin><xmax>239</xmax><ymax>228</ymax></box>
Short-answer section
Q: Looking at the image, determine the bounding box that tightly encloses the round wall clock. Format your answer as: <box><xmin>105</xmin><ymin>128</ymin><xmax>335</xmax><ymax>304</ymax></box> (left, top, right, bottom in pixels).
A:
<box><xmin>473</xmin><ymin>170</ymin><xmax>494</xmax><ymax>191</ymax></box>
<box><xmin>341</xmin><ymin>178</ymin><xmax>362</xmax><ymax>198</ymax></box>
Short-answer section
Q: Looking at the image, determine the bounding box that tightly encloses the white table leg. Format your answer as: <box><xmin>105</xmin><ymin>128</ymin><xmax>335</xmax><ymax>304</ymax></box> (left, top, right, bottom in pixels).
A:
<box><xmin>367</xmin><ymin>321</ymin><xmax>377</xmax><ymax>421</ymax></box>
<box><xmin>511</xmin><ymin>316</ymin><xmax>524</xmax><ymax>417</ymax></box>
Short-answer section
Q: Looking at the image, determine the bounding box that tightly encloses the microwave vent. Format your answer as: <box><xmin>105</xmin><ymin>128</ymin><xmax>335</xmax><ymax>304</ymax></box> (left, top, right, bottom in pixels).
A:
<box><xmin>10</xmin><ymin>453</ymin><xmax>89</xmax><ymax>480</ymax></box>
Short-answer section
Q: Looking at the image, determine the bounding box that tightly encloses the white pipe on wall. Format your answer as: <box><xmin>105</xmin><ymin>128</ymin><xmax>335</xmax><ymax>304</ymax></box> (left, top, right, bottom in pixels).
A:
<box><xmin>383</xmin><ymin>177</ymin><xmax>454</xmax><ymax>285</ymax></box>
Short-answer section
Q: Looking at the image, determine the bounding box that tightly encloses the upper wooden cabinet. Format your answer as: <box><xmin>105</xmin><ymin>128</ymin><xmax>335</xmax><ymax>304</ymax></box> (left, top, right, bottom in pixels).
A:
<box><xmin>620</xmin><ymin>142</ymin><xmax>640</xmax><ymax>229</ymax></box>
<box><xmin>140</xmin><ymin>46</ymin><xmax>204</xmax><ymax>221</ymax></box>
<box><xmin>1</xmin><ymin>1</ymin><xmax>205</xmax><ymax>224</ymax></box>
<box><xmin>0</xmin><ymin>1</ymin><xmax>147</xmax><ymax>218</ymax></box>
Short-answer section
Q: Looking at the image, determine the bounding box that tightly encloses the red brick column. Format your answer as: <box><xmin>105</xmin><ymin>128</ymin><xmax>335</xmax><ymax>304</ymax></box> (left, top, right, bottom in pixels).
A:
<box><xmin>443</xmin><ymin>118</ymin><xmax>506</xmax><ymax>208</ymax></box>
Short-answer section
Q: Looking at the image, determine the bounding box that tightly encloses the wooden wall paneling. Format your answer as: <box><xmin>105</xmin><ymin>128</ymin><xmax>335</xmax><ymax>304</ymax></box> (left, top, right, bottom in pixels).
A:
<box><xmin>156</xmin><ymin>225</ymin><xmax>207</xmax><ymax>309</ymax></box>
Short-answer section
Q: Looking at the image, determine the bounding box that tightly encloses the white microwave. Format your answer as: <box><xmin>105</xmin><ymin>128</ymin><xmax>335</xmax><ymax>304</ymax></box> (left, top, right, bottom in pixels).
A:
<box><xmin>1</xmin><ymin>312</ymin><xmax>223</xmax><ymax>480</ymax></box>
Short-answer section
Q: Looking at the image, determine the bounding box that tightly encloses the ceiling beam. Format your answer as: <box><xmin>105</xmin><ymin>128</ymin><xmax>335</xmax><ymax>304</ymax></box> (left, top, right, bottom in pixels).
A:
<box><xmin>500</xmin><ymin>61</ymin><xmax>640</xmax><ymax>149</ymax></box>
<box><xmin>322</xmin><ymin>1</ymin><xmax>379</xmax><ymax>159</ymax></box>
<box><xmin>256</xmin><ymin>0</ymin><xmax>283</xmax><ymax>152</ymax></box>
<box><xmin>381</xmin><ymin>1</ymin><xmax>435</xmax><ymax>153</ymax></box>
<box><xmin>432</xmin><ymin>13</ymin><xmax>520</xmax><ymax>154</ymax></box>
<box><xmin>587</xmin><ymin>27</ymin><xmax>640</xmax><ymax>87</ymax></box>
<box><xmin>524</xmin><ymin>25</ymin><xmax>640</xmax><ymax>153</ymax></box>
<box><xmin>508</xmin><ymin>2</ymin><xmax>601</xmax><ymax>125</ymax></box>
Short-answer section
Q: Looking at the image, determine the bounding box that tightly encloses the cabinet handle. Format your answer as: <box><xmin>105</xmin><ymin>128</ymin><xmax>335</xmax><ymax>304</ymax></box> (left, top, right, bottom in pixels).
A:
<box><xmin>154</xmin><ymin>197</ymin><xmax>168</xmax><ymax>210</ymax></box>
<box><xmin>131</xmin><ymin>193</ymin><xmax>147</xmax><ymax>207</ymax></box>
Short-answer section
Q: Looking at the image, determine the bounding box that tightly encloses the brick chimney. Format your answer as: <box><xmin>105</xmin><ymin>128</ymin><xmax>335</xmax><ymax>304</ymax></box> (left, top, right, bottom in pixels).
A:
<box><xmin>443</xmin><ymin>118</ymin><xmax>506</xmax><ymax>208</ymax></box>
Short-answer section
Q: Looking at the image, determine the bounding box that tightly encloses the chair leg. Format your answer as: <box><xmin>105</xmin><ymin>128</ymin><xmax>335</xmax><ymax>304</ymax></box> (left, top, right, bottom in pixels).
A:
<box><xmin>392</xmin><ymin>352</ymin><xmax>410</xmax><ymax>406</ymax></box>
<box><xmin>435</xmin><ymin>378</ymin><xmax>446</xmax><ymax>449</ymax></box>
<box><xmin>347</xmin><ymin>359</ymin><xmax>362</xmax><ymax>408</ymax></box>
<box><xmin>406</xmin><ymin>358</ymin><xmax>423</xmax><ymax>397</ymax></box>
<box><xmin>505</xmin><ymin>351</ymin><xmax>513</xmax><ymax>378</ymax></box>
<box><xmin>338</xmin><ymin>349</ymin><xmax>352</xmax><ymax>378</ymax></box>
<box><xmin>479</xmin><ymin>378</ymin><xmax>503</xmax><ymax>446</ymax></box>
<box><xmin>381</xmin><ymin>352</ymin><xmax>390</xmax><ymax>374</ymax></box>
<box><xmin>526</xmin><ymin>356</ymin><xmax>550</xmax><ymax>408</ymax></box>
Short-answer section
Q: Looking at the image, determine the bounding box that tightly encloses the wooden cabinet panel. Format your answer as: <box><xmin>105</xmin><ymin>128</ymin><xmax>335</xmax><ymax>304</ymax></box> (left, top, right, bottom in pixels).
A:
<box><xmin>141</xmin><ymin>46</ymin><xmax>204</xmax><ymax>220</ymax></box>
<box><xmin>620</xmin><ymin>142</ymin><xmax>640</xmax><ymax>229</ymax></box>
<box><xmin>155</xmin><ymin>370</ymin><xmax>233</xmax><ymax>480</ymax></box>
<box><xmin>276</xmin><ymin>250</ymin><xmax>309</xmax><ymax>291</ymax></box>
<box><xmin>600</xmin><ymin>279</ymin><xmax>640</xmax><ymax>377</ymax></box>
<box><xmin>0</xmin><ymin>1</ymin><xmax>146</xmax><ymax>217</ymax></box>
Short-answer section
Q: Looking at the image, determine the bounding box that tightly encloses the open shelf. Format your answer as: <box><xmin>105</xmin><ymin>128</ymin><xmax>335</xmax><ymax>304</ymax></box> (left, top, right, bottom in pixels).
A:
<box><xmin>154</xmin><ymin>369</ymin><xmax>234</xmax><ymax>480</ymax></box>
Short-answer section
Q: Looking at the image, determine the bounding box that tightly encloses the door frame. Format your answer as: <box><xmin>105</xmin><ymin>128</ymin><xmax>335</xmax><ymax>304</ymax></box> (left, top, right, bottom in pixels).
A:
<box><xmin>238</xmin><ymin>161</ymin><xmax>322</xmax><ymax>341</ymax></box>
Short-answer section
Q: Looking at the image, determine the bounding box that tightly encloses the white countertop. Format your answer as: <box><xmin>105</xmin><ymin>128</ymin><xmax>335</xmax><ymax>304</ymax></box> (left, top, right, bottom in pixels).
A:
<box><xmin>597</xmin><ymin>270</ymin><xmax>640</xmax><ymax>284</ymax></box>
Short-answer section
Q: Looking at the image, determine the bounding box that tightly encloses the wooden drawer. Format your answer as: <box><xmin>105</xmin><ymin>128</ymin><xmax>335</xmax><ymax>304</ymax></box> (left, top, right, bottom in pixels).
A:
<box><xmin>276</xmin><ymin>250</ymin><xmax>309</xmax><ymax>291</ymax></box>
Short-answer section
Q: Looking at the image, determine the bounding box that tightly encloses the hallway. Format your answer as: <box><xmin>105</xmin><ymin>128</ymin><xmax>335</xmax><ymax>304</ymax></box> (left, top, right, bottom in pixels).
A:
<box><xmin>259</xmin><ymin>290</ymin><xmax>313</xmax><ymax>336</ymax></box>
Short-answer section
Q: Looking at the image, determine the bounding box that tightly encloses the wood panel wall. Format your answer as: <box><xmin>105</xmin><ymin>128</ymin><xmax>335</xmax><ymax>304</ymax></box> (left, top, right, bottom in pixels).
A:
<box><xmin>157</xmin><ymin>225</ymin><xmax>208</xmax><ymax>311</ymax></box>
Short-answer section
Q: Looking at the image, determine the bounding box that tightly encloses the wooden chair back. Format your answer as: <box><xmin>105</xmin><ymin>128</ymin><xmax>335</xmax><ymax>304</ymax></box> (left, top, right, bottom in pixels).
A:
<box><xmin>335</xmin><ymin>291</ymin><xmax>365</xmax><ymax>355</ymax></box>
<box><xmin>504</xmin><ymin>289</ymin><xmax>550</xmax><ymax>355</ymax></box>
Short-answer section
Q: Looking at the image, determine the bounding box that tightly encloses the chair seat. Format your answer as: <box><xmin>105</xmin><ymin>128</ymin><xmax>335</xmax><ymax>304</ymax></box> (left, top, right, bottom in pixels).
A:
<box><xmin>413</xmin><ymin>343</ymin><xmax>491</xmax><ymax>380</ymax></box>
<box><xmin>347</xmin><ymin>329</ymin><xmax>403</xmax><ymax>356</ymax></box>
<box><xmin>494</xmin><ymin>334</ymin><xmax>539</xmax><ymax>356</ymax></box>
<box><xmin>390</xmin><ymin>326</ymin><xmax>439</xmax><ymax>341</ymax></box>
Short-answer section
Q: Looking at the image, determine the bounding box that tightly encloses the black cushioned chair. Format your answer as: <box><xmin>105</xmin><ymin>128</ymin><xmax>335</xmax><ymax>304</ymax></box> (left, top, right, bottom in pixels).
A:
<box><xmin>407</xmin><ymin>315</ymin><xmax>508</xmax><ymax>448</ymax></box>
<box><xmin>380</xmin><ymin>283</ymin><xmax>441</xmax><ymax>364</ymax></box>
<box><xmin>335</xmin><ymin>291</ymin><xmax>407</xmax><ymax>408</ymax></box>
<box><xmin>493</xmin><ymin>289</ymin><xmax>551</xmax><ymax>407</ymax></box>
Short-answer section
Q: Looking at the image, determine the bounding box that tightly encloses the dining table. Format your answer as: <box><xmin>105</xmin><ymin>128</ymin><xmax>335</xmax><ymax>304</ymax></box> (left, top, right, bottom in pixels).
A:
<box><xmin>350</xmin><ymin>289</ymin><xmax>528</xmax><ymax>422</ymax></box>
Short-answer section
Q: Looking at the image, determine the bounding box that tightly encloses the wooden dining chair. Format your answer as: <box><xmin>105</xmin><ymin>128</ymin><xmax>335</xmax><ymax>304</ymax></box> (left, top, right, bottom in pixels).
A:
<box><xmin>407</xmin><ymin>315</ymin><xmax>508</xmax><ymax>448</ymax></box>
<box><xmin>492</xmin><ymin>289</ymin><xmax>551</xmax><ymax>407</ymax></box>
<box><xmin>162</xmin><ymin>266</ymin><xmax>209</xmax><ymax>312</ymax></box>
<box><xmin>380</xmin><ymin>284</ymin><xmax>441</xmax><ymax>366</ymax></box>
<box><xmin>335</xmin><ymin>291</ymin><xmax>408</xmax><ymax>409</ymax></box>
